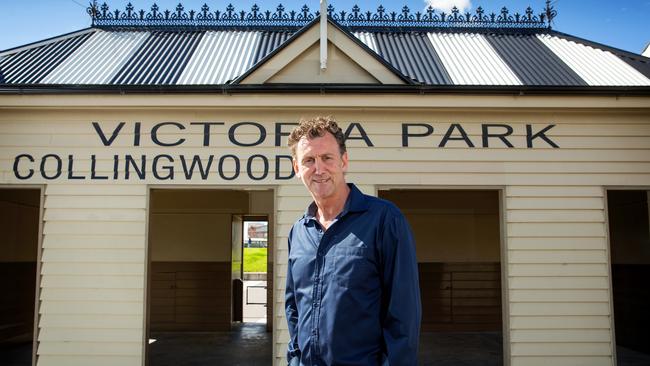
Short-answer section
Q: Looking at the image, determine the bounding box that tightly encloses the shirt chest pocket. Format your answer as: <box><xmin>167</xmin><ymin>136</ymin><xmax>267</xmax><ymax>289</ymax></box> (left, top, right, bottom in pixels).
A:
<box><xmin>332</xmin><ymin>245</ymin><xmax>376</xmax><ymax>288</ymax></box>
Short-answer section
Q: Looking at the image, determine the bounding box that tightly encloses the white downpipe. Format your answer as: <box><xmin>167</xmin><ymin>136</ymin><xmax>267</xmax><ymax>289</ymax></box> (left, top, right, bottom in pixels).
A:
<box><xmin>320</xmin><ymin>0</ymin><xmax>327</xmax><ymax>70</ymax></box>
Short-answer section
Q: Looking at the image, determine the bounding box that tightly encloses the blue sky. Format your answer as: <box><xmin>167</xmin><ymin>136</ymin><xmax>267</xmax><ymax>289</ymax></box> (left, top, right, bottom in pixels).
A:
<box><xmin>1</xmin><ymin>0</ymin><xmax>649</xmax><ymax>54</ymax></box>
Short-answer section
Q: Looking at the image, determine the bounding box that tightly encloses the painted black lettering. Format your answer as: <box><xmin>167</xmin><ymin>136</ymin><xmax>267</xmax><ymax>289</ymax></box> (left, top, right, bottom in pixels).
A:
<box><xmin>92</xmin><ymin>122</ymin><xmax>125</xmax><ymax>146</ymax></box>
<box><xmin>134</xmin><ymin>122</ymin><xmax>141</xmax><ymax>146</ymax></box>
<box><xmin>275</xmin><ymin>123</ymin><xmax>298</xmax><ymax>147</ymax></box>
<box><xmin>402</xmin><ymin>123</ymin><xmax>434</xmax><ymax>147</ymax></box>
<box><xmin>125</xmin><ymin>155</ymin><xmax>146</xmax><ymax>180</ymax></box>
<box><xmin>41</xmin><ymin>154</ymin><xmax>62</xmax><ymax>180</ymax></box>
<box><xmin>526</xmin><ymin>124</ymin><xmax>559</xmax><ymax>148</ymax></box>
<box><xmin>482</xmin><ymin>124</ymin><xmax>514</xmax><ymax>148</ymax></box>
<box><xmin>439</xmin><ymin>124</ymin><xmax>475</xmax><ymax>148</ymax></box>
<box><xmin>67</xmin><ymin>154</ymin><xmax>85</xmax><ymax>180</ymax></box>
<box><xmin>344</xmin><ymin>123</ymin><xmax>374</xmax><ymax>147</ymax></box>
<box><xmin>180</xmin><ymin>155</ymin><xmax>213</xmax><ymax>179</ymax></box>
<box><xmin>229</xmin><ymin>122</ymin><xmax>266</xmax><ymax>147</ymax></box>
<box><xmin>91</xmin><ymin>155</ymin><xmax>108</xmax><ymax>180</ymax></box>
<box><xmin>190</xmin><ymin>122</ymin><xmax>224</xmax><ymax>146</ymax></box>
<box><xmin>13</xmin><ymin>154</ymin><xmax>34</xmax><ymax>180</ymax></box>
<box><xmin>275</xmin><ymin>155</ymin><xmax>295</xmax><ymax>180</ymax></box>
<box><xmin>153</xmin><ymin>155</ymin><xmax>174</xmax><ymax>180</ymax></box>
<box><xmin>113</xmin><ymin>155</ymin><xmax>119</xmax><ymax>179</ymax></box>
<box><xmin>247</xmin><ymin>154</ymin><xmax>269</xmax><ymax>181</ymax></box>
<box><xmin>151</xmin><ymin>122</ymin><xmax>186</xmax><ymax>147</ymax></box>
<box><xmin>218</xmin><ymin>154</ymin><xmax>240</xmax><ymax>180</ymax></box>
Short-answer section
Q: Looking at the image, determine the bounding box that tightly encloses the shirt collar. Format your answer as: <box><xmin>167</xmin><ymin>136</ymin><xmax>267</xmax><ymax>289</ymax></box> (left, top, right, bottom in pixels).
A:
<box><xmin>303</xmin><ymin>183</ymin><xmax>369</xmax><ymax>223</ymax></box>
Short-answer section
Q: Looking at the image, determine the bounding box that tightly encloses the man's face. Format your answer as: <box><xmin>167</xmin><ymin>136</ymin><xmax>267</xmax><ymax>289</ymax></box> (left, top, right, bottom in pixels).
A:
<box><xmin>293</xmin><ymin>132</ymin><xmax>348</xmax><ymax>201</ymax></box>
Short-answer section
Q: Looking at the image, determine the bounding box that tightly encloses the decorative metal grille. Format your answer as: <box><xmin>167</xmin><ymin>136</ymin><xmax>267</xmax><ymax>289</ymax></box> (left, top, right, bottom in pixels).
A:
<box><xmin>87</xmin><ymin>1</ymin><xmax>557</xmax><ymax>30</ymax></box>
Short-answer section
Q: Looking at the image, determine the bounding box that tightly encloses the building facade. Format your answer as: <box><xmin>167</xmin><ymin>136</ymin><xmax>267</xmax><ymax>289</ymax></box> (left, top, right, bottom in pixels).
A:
<box><xmin>1</xmin><ymin>2</ymin><xmax>649</xmax><ymax>366</ymax></box>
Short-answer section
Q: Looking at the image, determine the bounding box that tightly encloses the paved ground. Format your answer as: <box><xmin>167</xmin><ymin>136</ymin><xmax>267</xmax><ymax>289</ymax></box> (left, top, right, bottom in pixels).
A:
<box><xmin>148</xmin><ymin>328</ymin><xmax>650</xmax><ymax>366</ymax></box>
<box><xmin>1</xmin><ymin>342</ymin><xmax>32</xmax><ymax>366</ymax></box>
<box><xmin>149</xmin><ymin>323</ymin><xmax>271</xmax><ymax>366</ymax></box>
<box><xmin>147</xmin><ymin>327</ymin><xmax>504</xmax><ymax>366</ymax></box>
<box><xmin>418</xmin><ymin>332</ymin><xmax>502</xmax><ymax>366</ymax></box>
<box><xmin>4</xmin><ymin>327</ymin><xmax>650</xmax><ymax>365</ymax></box>
<box><xmin>617</xmin><ymin>346</ymin><xmax>650</xmax><ymax>366</ymax></box>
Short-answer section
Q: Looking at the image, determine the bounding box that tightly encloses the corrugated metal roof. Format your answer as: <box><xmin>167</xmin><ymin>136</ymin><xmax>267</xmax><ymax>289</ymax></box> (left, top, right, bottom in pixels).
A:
<box><xmin>253</xmin><ymin>31</ymin><xmax>293</xmax><ymax>65</ymax></box>
<box><xmin>427</xmin><ymin>32</ymin><xmax>522</xmax><ymax>85</ymax></box>
<box><xmin>618</xmin><ymin>53</ymin><xmax>650</xmax><ymax>79</ymax></box>
<box><xmin>373</xmin><ymin>33</ymin><xmax>452</xmax><ymax>85</ymax></box>
<box><xmin>537</xmin><ymin>34</ymin><xmax>650</xmax><ymax>86</ymax></box>
<box><xmin>42</xmin><ymin>30</ymin><xmax>148</xmax><ymax>84</ymax></box>
<box><xmin>2</xmin><ymin>23</ymin><xmax>650</xmax><ymax>90</ymax></box>
<box><xmin>111</xmin><ymin>31</ymin><xmax>203</xmax><ymax>85</ymax></box>
<box><xmin>0</xmin><ymin>32</ymin><xmax>92</xmax><ymax>84</ymax></box>
<box><xmin>354</xmin><ymin>32</ymin><xmax>379</xmax><ymax>54</ymax></box>
<box><xmin>178</xmin><ymin>31</ymin><xmax>260</xmax><ymax>85</ymax></box>
<box><xmin>485</xmin><ymin>34</ymin><xmax>586</xmax><ymax>86</ymax></box>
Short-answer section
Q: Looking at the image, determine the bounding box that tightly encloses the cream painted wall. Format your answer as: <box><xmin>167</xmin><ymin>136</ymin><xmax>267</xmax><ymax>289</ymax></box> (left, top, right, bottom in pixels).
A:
<box><xmin>267</xmin><ymin>41</ymin><xmax>378</xmax><ymax>84</ymax></box>
<box><xmin>0</xmin><ymin>94</ymin><xmax>648</xmax><ymax>366</ymax></box>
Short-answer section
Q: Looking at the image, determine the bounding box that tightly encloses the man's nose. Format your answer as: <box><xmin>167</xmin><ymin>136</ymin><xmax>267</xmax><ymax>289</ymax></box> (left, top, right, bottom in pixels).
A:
<box><xmin>313</xmin><ymin>158</ymin><xmax>324</xmax><ymax>174</ymax></box>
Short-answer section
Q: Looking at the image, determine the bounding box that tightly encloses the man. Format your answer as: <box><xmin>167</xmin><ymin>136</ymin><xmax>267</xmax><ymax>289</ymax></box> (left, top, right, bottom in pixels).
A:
<box><xmin>285</xmin><ymin>116</ymin><xmax>421</xmax><ymax>366</ymax></box>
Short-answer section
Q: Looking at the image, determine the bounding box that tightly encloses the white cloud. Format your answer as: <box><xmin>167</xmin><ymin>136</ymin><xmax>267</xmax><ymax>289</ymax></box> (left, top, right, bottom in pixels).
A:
<box><xmin>424</xmin><ymin>0</ymin><xmax>472</xmax><ymax>13</ymax></box>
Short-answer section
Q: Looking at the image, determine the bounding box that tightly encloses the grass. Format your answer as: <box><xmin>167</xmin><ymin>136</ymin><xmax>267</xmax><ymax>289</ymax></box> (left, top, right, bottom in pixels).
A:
<box><xmin>244</xmin><ymin>247</ymin><xmax>267</xmax><ymax>273</ymax></box>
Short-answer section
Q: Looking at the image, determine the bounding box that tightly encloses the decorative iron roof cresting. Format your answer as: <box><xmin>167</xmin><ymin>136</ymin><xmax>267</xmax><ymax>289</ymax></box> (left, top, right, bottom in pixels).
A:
<box><xmin>87</xmin><ymin>1</ymin><xmax>557</xmax><ymax>30</ymax></box>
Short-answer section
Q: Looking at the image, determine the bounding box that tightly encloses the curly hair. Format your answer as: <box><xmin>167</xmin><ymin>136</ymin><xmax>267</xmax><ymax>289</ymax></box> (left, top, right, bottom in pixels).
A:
<box><xmin>288</xmin><ymin>116</ymin><xmax>347</xmax><ymax>158</ymax></box>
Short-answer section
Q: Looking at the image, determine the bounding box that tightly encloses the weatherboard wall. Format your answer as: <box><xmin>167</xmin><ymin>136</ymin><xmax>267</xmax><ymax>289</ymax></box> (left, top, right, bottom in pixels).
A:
<box><xmin>0</xmin><ymin>94</ymin><xmax>649</xmax><ymax>366</ymax></box>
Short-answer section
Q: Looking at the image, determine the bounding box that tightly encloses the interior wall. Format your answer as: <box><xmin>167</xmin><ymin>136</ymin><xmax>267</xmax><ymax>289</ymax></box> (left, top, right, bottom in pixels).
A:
<box><xmin>0</xmin><ymin>189</ymin><xmax>39</xmax><ymax>347</ymax></box>
<box><xmin>0</xmin><ymin>190</ymin><xmax>40</xmax><ymax>262</ymax></box>
<box><xmin>379</xmin><ymin>189</ymin><xmax>502</xmax><ymax>332</ymax></box>
<box><xmin>608</xmin><ymin>190</ymin><xmax>650</xmax><ymax>355</ymax></box>
<box><xmin>381</xmin><ymin>190</ymin><xmax>500</xmax><ymax>262</ymax></box>
<box><xmin>150</xmin><ymin>213</ymin><xmax>231</xmax><ymax>261</ymax></box>
<box><xmin>148</xmin><ymin>189</ymin><xmax>274</xmax><ymax>332</ymax></box>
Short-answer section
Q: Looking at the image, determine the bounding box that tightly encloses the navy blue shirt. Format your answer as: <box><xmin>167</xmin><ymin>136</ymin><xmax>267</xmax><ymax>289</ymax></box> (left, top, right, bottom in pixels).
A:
<box><xmin>285</xmin><ymin>184</ymin><xmax>421</xmax><ymax>366</ymax></box>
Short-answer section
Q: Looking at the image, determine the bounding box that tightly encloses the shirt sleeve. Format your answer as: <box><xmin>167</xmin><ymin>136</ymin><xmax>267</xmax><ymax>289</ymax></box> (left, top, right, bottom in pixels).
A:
<box><xmin>285</xmin><ymin>227</ymin><xmax>301</xmax><ymax>364</ymax></box>
<box><xmin>380</xmin><ymin>211</ymin><xmax>422</xmax><ymax>366</ymax></box>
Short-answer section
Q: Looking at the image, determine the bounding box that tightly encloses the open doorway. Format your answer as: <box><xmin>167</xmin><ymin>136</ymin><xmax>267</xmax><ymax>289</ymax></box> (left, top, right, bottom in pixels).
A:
<box><xmin>0</xmin><ymin>188</ymin><xmax>41</xmax><ymax>366</ymax></box>
<box><xmin>146</xmin><ymin>188</ymin><xmax>273</xmax><ymax>366</ymax></box>
<box><xmin>379</xmin><ymin>189</ymin><xmax>504</xmax><ymax>366</ymax></box>
<box><xmin>242</xmin><ymin>217</ymin><xmax>268</xmax><ymax>324</ymax></box>
<box><xmin>607</xmin><ymin>190</ymin><xmax>650</xmax><ymax>366</ymax></box>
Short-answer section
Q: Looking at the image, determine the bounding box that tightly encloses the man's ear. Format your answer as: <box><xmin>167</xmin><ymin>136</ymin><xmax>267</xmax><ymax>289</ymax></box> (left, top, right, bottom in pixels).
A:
<box><xmin>292</xmin><ymin>158</ymin><xmax>301</xmax><ymax>178</ymax></box>
<box><xmin>341</xmin><ymin>152</ymin><xmax>349</xmax><ymax>173</ymax></box>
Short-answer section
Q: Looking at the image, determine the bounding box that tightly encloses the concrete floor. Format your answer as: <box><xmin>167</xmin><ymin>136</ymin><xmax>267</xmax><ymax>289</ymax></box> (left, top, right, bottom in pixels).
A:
<box><xmin>4</xmin><ymin>329</ymin><xmax>650</xmax><ymax>365</ymax></box>
<box><xmin>149</xmin><ymin>323</ymin><xmax>271</xmax><ymax>366</ymax></box>
<box><xmin>148</xmin><ymin>327</ymin><xmax>650</xmax><ymax>366</ymax></box>
<box><xmin>0</xmin><ymin>342</ymin><xmax>32</xmax><ymax>366</ymax></box>
<box><xmin>617</xmin><ymin>346</ymin><xmax>650</xmax><ymax>366</ymax></box>
<box><xmin>147</xmin><ymin>327</ymin><xmax>503</xmax><ymax>366</ymax></box>
<box><xmin>418</xmin><ymin>332</ymin><xmax>503</xmax><ymax>366</ymax></box>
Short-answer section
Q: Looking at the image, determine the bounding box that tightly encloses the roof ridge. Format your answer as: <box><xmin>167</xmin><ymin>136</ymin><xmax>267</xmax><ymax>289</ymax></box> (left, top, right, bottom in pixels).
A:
<box><xmin>87</xmin><ymin>2</ymin><xmax>555</xmax><ymax>31</ymax></box>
